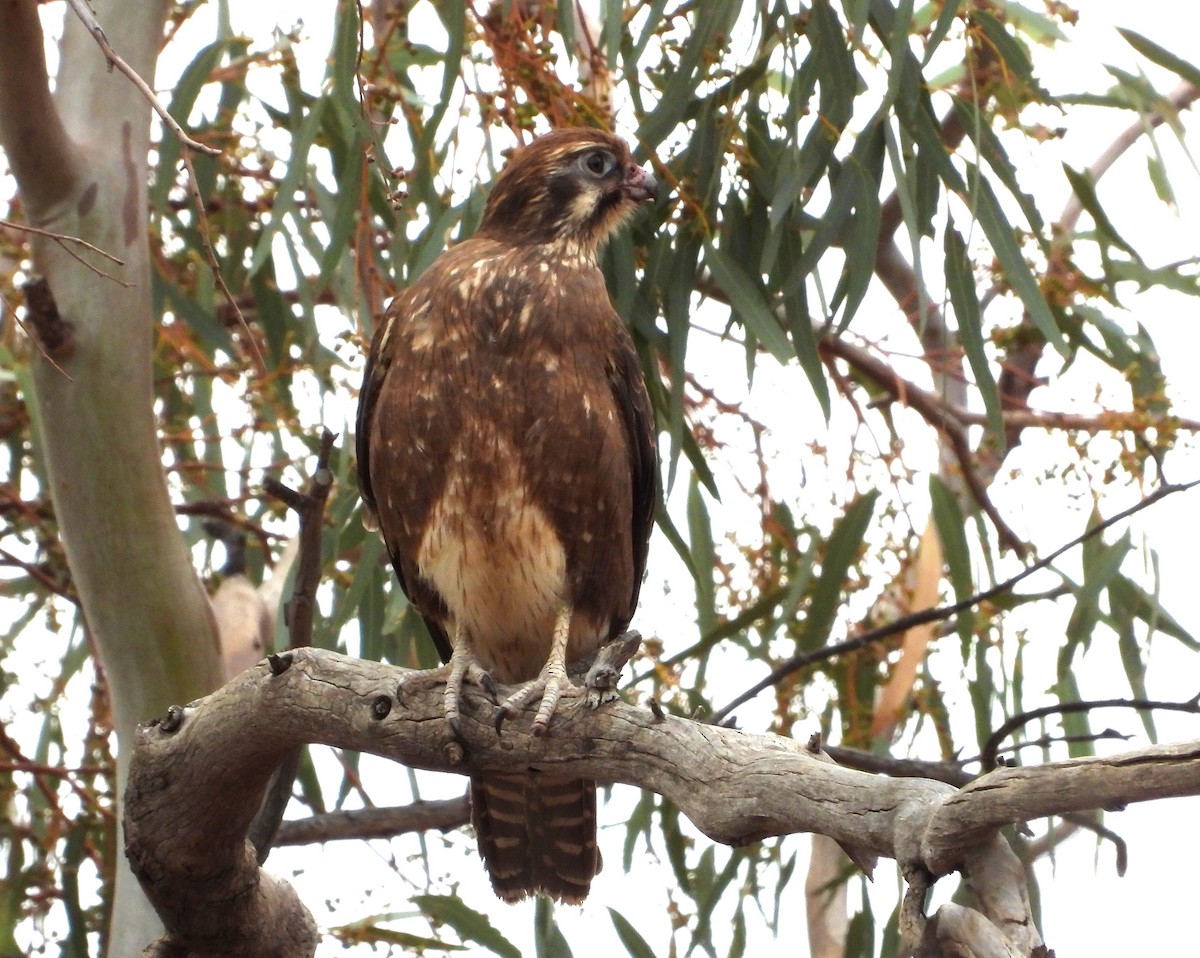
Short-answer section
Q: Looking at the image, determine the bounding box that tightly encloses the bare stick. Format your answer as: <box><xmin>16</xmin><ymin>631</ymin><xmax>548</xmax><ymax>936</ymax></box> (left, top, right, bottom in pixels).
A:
<box><xmin>979</xmin><ymin>694</ymin><xmax>1200</xmax><ymax>772</ymax></box>
<box><xmin>273</xmin><ymin>796</ymin><xmax>471</xmax><ymax>845</ymax></box>
<box><xmin>0</xmin><ymin>218</ymin><xmax>124</xmax><ymax>265</ymax></box>
<box><xmin>250</xmin><ymin>430</ymin><xmax>338</xmax><ymax>860</ymax></box>
<box><xmin>710</xmin><ymin>479</ymin><xmax>1200</xmax><ymax>725</ymax></box>
<box><xmin>62</xmin><ymin>0</ymin><xmax>218</xmax><ymax>157</ymax></box>
<box><xmin>1059</xmin><ymin>81</ymin><xmax>1200</xmax><ymax>234</ymax></box>
<box><xmin>180</xmin><ymin>152</ymin><xmax>268</xmax><ymax>374</ymax></box>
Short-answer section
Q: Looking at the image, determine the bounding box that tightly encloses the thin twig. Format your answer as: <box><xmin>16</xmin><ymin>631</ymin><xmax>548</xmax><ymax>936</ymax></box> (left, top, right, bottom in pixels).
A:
<box><xmin>0</xmin><ymin>291</ymin><xmax>75</xmax><ymax>382</ymax></box>
<box><xmin>978</xmin><ymin>694</ymin><xmax>1200</xmax><ymax>773</ymax></box>
<box><xmin>1</xmin><ymin>218</ymin><xmax>124</xmax><ymax>264</ymax></box>
<box><xmin>180</xmin><ymin>152</ymin><xmax>267</xmax><ymax>374</ymax></box>
<box><xmin>62</xmin><ymin>0</ymin><xmax>218</xmax><ymax>157</ymax></box>
<box><xmin>1</xmin><ymin>218</ymin><xmax>132</xmax><ymax>286</ymax></box>
<box><xmin>0</xmin><ymin>547</ymin><xmax>77</xmax><ymax>602</ymax></box>
<box><xmin>709</xmin><ymin>479</ymin><xmax>1200</xmax><ymax>725</ymax></box>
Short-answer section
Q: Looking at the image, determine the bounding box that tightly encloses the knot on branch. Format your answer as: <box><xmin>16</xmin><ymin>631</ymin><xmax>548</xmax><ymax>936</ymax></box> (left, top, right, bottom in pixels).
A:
<box><xmin>21</xmin><ymin>276</ymin><xmax>75</xmax><ymax>360</ymax></box>
<box><xmin>152</xmin><ymin>704</ymin><xmax>185</xmax><ymax>733</ymax></box>
<box><xmin>371</xmin><ymin>694</ymin><xmax>392</xmax><ymax>720</ymax></box>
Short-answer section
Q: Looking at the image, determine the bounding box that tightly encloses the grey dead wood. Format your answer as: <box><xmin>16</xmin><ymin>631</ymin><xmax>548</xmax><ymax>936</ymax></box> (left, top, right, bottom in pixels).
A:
<box><xmin>124</xmin><ymin>647</ymin><xmax>1200</xmax><ymax>957</ymax></box>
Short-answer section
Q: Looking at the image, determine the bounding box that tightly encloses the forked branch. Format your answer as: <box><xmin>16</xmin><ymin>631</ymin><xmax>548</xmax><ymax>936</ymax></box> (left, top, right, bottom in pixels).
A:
<box><xmin>125</xmin><ymin>644</ymin><xmax>1200</xmax><ymax>957</ymax></box>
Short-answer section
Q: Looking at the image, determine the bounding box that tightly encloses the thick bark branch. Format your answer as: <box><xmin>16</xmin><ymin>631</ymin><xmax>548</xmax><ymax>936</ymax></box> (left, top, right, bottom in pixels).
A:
<box><xmin>922</xmin><ymin>742</ymin><xmax>1200</xmax><ymax>875</ymax></box>
<box><xmin>1</xmin><ymin>1</ymin><xmax>226</xmax><ymax>953</ymax></box>
<box><xmin>0</xmin><ymin>0</ymin><xmax>78</xmax><ymax>211</ymax></box>
<box><xmin>123</xmin><ymin>647</ymin><xmax>1200</xmax><ymax>957</ymax></box>
<box><xmin>273</xmin><ymin>797</ymin><xmax>471</xmax><ymax>846</ymax></box>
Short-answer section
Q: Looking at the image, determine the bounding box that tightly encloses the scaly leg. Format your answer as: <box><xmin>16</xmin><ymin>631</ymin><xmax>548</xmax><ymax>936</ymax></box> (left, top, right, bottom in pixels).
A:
<box><xmin>397</xmin><ymin>624</ymin><xmax>495</xmax><ymax>741</ymax></box>
<box><xmin>495</xmin><ymin>607</ymin><xmax>580</xmax><ymax>736</ymax></box>
<box><xmin>443</xmin><ymin>626</ymin><xmax>495</xmax><ymax>739</ymax></box>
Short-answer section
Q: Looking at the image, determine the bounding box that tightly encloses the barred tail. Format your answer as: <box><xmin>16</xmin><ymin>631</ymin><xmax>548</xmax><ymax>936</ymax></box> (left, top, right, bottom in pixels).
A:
<box><xmin>470</xmin><ymin>771</ymin><xmax>601</xmax><ymax>904</ymax></box>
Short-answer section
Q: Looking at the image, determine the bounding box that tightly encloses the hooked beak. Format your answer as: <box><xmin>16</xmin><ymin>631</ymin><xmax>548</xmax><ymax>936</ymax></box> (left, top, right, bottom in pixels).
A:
<box><xmin>623</xmin><ymin>163</ymin><xmax>659</xmax><ymax>203</ymax></box>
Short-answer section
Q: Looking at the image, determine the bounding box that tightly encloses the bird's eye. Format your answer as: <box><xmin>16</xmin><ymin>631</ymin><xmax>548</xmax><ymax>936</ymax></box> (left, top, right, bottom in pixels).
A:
<box><xmin>583</xmin><ymin>151</ymin><xmax>614</xmax><ymax>177</ymax></box>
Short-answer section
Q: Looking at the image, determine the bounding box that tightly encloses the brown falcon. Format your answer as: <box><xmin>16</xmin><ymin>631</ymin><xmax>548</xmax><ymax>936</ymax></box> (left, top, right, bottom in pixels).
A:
<box><xmin>356</xmin><ymin>128</ymin><xmax>658</xmax><ymax>903</ymax></box>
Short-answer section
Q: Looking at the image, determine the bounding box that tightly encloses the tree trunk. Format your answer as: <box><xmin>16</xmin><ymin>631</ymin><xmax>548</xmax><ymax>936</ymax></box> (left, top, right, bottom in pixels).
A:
<box><xmin>0</xmin><ymin>1</ymin><xmax>225</xmax><ymax>952</ymax></box>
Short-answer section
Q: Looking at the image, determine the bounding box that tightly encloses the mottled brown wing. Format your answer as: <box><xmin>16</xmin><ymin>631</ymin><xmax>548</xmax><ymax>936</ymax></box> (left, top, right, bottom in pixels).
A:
<box><xmin>354</xmin><ymin>315</ymin><xmax>388</xmax><ymax>529</ymax></box>
<box><xmin>355</xmin><ymin>298</ymin><xmax>453</xmax><ymax>663</ymax></box>
<box><xmin>607</xmin><ymin>336</ymin><xmax>657</xmax><ymax>633</ymax></box>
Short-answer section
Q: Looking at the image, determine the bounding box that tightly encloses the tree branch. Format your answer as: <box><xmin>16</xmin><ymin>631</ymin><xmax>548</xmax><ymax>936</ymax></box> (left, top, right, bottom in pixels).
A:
<box><xmin>263</xmin><ymin>429</ymin><xmax>337</xmax><ymax>654</ymax></box>
<box><xmin>979</xmin><ymin>694</ymin><xmax>1200</xmax><ymax>772</ymax></box>
<box><xmin>0</xmin><ymin>0</ymin><xmax>78</xmax><ymax>211</ymax></box>
<box><xmin>122</xmin><ymin>645</ymin><xmax>1200</xmax><ymax>956</ymax></box>
<box><xmin>251</xmin><ymin>429</ymin><xmax>338</xmax><ymax>860</ymax></box>
<box><xmin>1059</xmin><ymin>81</ymin><xmax>1200</xmax><ymax>235</ymax></box>
<box><xmin>62</xmin><ymin>0</ymin><xmax>218</xmax><ymax>157</ymax></box>
<box><xmin>710</xmin><ymin>479</ymin><xmax>1200</xmax><ymax>725</ymax></box>
<box><xmin>273</xmin><ymin>796</ymin><xmax>471</xmax><ymax>846</ymax></box>
<box><xmin>921</xmin><ymin>739</ymin><xmax>1200</xmax><ymax>875</ymax></box>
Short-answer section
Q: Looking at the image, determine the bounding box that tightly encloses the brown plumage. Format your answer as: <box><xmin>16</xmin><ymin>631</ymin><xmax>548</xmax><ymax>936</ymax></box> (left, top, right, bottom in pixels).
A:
<box><xmin>356</xmin><ymin>128</ymin><xmax>657</xmax><ymax>903</ymax></box>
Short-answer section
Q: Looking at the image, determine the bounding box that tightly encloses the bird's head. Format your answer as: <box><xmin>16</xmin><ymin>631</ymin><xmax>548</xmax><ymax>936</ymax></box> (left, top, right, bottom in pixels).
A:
<box><xmin>476</xmin><ymin>129</ymin><xmax>658</xmax><ymax>257</ymax></box>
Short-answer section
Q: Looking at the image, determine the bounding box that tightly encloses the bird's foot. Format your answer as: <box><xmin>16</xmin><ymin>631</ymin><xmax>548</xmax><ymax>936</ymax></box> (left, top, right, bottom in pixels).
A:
<box><xmin>444</xmin><ymin>641</ymin><xmax>497</xmax><ymax>740</ymax></box>
<box><xmin>494</xmin><ymin>665</ymin><xmax>582</xmax><ymax>737</ymax></box>
<box><xmin>396</xmin><ymin>639</ymin><xmax>496</xmax><ymax>742</ymax></box>
<box><xmin>495</xmin><ymin>607</ymin><xmax>579</xmax><ymax>736</ymax></box>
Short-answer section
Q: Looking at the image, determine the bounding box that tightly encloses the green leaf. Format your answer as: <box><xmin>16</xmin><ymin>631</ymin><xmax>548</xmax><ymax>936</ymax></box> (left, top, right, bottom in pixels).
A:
<box><xmin>844</xmin><ymin>891</ymin><xmax>875</xmax><ymax>958</ymax></box>
<box><xmin>781</xmin><ymin>281</ymin><xmax>832</xmax><ymax>419</ymax></box>
<box><xmin>152</xmin><ymin>271</ymin><xmax>232</xmax><ymax>354</ymax></box>
<box><xmin>704</xmin><ymin>240</ymin><xmax>793</xmax><ymax>364</ymax></box>
<box><xmin>248</xmin><ymin>96</ymin><xmax>326</xmax><ymax>277</ymax></box>
<box><xmin>970</xmin><ymin>636</ymin><xmax>996</xmax><ymax>747</ymax></box>
<box><xmin>556</xmin><ymin>0</ymin><xmax>575</xmax><ymax>53</ymax></box>
<box><xmin>943</xmin><ymin>222</ymin><xmax>1003</xmax><ymax>445</ymax></box>
<box><xmin>1147</xmin><ymin>149</ymin><xmax>1176</xmax><ymax>207</ymax></box>
<box><xmin>413</xmin><ymin>896</ymin><xmax>521</xmax><ymax>958</ymax></box>
<box><xmin>1112</xmin><ymin>593</ymin><xmax>1155</xmax><ymax>741</ymax></box>
<box><xmin>929</xmin><ymin>476</ymin><xmax>975</xmax><ymax>646</ymax></box>
<box><xmin>968</xmin><ymin>172</ymin><xmax>1067</xmax><ymax>355</ymax></box>
<box><xmin>800</xmin><ymin>491</ymin><xmax>879</xmax><ymax>651</ymax></box>
<box><xmin>635</xmin><ymin>3</ymin><xmax>735</xmax><ymax>147</ymax></box>
<box><xmin>608</xmin><ymin>907</ymin><xmax>658</xmax><ymax>958</ymax></box>
<box><xmin>316</xmin><ymin>122</ymin><xmax>366</xmax><ymax>290</ymax></box>
<box><xmin>831</xmin><ymin>120</ymin><xmax>885</xmax><ymax>328</ymax></box>
<box><xmin>1108</xmin><ymin>573</ymin><xmax>1198</xmax><ymax>650</ymax></box>
<box><xmin>810</xmin><ymin>0</ymin><xmax>858</xmax><ymax>133</ymax></box>
<box><xmin>687</xmin><ymin>476</ymin><xmax>717</xmax><ymax>636</ymax></box>
<box><xmin>784</xmin><ymin>160</ymin><xmax>859</xmax><ymax>299</ymax></box>
<box><xmin>1118</xmin><ymin>29</ymin><xmax>1200</xmax><ymax>89</ymax></box>
<box><xmin>621</xmin><ymin>790</ymin><xmax>656</xmax><ymax>871</ymax></box>
<box><xmin>1065</xmin><ymin>529</ymin><xmax>1132</xmax><ymax>654</ymax></box>
<box><xmin>1061</xmin><ymin>165</ymin><xmax>1140</xmax><ymax>259</ymax></box>
<box><xmin>923</xmin><ymin>0</ymin><xmax>964</xmax><ymax>66</ymax></box>
<box><xmin>953</xmin><ymin>96</ymin><xmax>1047</xmax><ymax>245</ymax></box>
<box><xmin>534</xmin><ymin>897</ymin><xmax>573</xmax><ymax>958</ymax></box>
<box><xmin>1054</xmin><ymin>670</ymin><xmax>1094</xmax><ymax>760</ymax></box>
